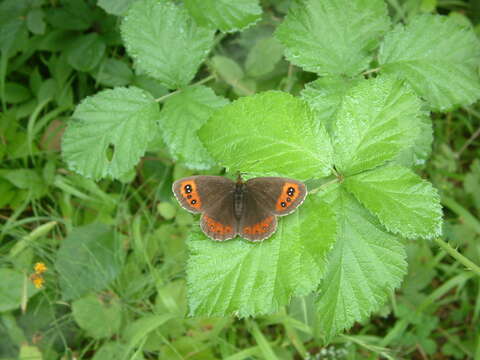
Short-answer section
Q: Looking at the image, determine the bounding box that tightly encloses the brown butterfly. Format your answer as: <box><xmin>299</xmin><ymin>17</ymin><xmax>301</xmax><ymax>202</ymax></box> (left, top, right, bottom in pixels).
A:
<box><xmin>172</xmin><ymin>175</ymin><xmax>307</xmax><ymax>242</ymax></box>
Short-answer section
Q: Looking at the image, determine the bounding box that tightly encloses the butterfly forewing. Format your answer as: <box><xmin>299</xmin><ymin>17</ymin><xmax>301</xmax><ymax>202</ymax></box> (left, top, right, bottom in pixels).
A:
<box><xmin>245</xmin><ymin>177</ymin><xmax>307</xmax><ymax>216</ymax></box>
<box><xmin>172</xmin><ymin>176</ymin><xmax>235</xmax><ymax>214</ymax></box>
<box><xmin>173</xmin><ymin>176</ymin><xmax>238</xmax><ymax>241</ymax></box>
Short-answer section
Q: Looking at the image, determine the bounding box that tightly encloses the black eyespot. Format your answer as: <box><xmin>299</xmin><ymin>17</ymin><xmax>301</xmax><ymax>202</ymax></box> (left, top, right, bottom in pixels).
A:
<box><xmin>184</xmin><ymin>184</ymin><xmax>192</xmax><ymax>193</ymax></box>
<box><xmin>187</xmin><ymin>195</ymin><xmax>192</xmax><ymax>199</ymax></box>
<box><xmin>286</xmin><ymin>197</ymin><xmax>292</xmax><ymax>202</ymax></box>
<box><xmin>191</xmin><ymin>199</ymin><xmax>197</xmax><ymax>205</ymax></box>
<box><xmin>287</xmin><ymin>187</ymin><xmax>295</xmax><ymax>196</ymax></box>
<box><xmin>281</xmin><ymin>201</ymin><xmax>287</xmax><ymax>207</ymax></box>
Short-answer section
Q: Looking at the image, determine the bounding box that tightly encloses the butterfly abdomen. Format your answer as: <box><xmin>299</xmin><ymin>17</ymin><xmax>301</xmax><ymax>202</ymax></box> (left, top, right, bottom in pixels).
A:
<box><xmin>234</xmin><ymin>182</ymin><xmax>246</xmax><ymax>219</ymax></box>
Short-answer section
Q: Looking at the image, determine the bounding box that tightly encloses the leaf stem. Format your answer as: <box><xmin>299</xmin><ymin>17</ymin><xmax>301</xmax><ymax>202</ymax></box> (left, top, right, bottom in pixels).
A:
<box><xmin>309</xmin><ymin>177</ymin><xmax>340</xmax><ymax>194</ymax></box>
<box><xmin>155</xmin><ymin>74</ymin><xmax>216</xmax><ymax>103</ymax></box>
<box><xmin>433</xmin><ymin>237</ymin><xmax>480</xmax><ymax>277</ymax></box>
<box><xmin>362</xmin><ymin>67</ymin><xmax>381</xmax><ymax>76</ymax></box>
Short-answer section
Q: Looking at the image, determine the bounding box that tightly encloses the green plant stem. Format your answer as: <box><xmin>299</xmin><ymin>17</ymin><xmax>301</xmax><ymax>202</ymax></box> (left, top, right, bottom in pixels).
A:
<box><xmin>155</xmin><ymin>74</ymin><xmax>216</xmax><ymax>102</ymax></box>
<box><xmin>442</xmin><ymin>196</ymin><xmax>480</xmax><ymax>234</ymax></box>
<box><xmin>434</xmin><ymin>237</ymin><xmax>480</xmax><ymax>277</ymax></box>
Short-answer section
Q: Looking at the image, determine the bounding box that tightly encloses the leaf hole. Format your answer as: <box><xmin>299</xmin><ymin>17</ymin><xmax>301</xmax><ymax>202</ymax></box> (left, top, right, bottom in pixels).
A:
<box><xmin>106</xmin><ymin>143</ymin><xmax>115</xmax><ymax>162</ymax></box>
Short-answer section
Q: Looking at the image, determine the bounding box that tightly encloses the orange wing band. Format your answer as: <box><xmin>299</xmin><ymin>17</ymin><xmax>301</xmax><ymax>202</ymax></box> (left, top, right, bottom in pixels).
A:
<box><xmin>243</xmin><ymin>216</ymin><xmax>274</xmax><ymax>235</ymax></box>
<box><xmin>275</xmin><ymin>182</ymin><xmax>302</xmax><ymax>212</ymax></box>
<box><xmin>179</xmin><ymin>180</ymin><xmax>202</xmax><ymax>210</ymax></box>
<box><xmin>204</xmin><ymin>215</ymin><xmax>234</xmax><ymax>236</ymax></box>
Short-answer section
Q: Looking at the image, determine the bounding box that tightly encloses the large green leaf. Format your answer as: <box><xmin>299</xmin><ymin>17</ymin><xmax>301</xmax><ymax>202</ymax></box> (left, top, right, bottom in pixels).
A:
<box><xmin>344</xmin><ymin>165</ymin><xmax>443</xmax><ymax>239</ymax></box>
<box><xmin>55</xmin><ymin>223</ymin><xmax>124</xmax><ymax>300</ymax></box>
<box><xmin>301</xmin><ymin>76</ymin><xmax>361</xmax><ymax>132</ymax></box>
<box><xmin>315</xmin><ymin>186</ymin><xmax>407</xmax><ymax>340</ymax></box>
<box><xmin>333</xmin><ymin>76</ymin><xmax>422</xmax><ymax>176</ymax></box>
<box><xmin>275</xmin><ymin>0</ymin><xmax>390</xmax><ymax>76</ymax></box>
<box><xmin>187</xmin><ymin>196</ymin><xmax>336</xmax><ymax>317</ymax></box>
<box><xmin>121</xmin><ymin>0</ymin><xmax>215</xmax><ymax>89</ymax></box>
<box><xmin>158</xmin><ymin>85</ymin><xmax>228</xmax><ymax>170</ymax></box>
<box><xmin>184</xmin><ymin>0</ymin><xmax>262</xmax><ymax>33</ymax></box>
<box><xmin>379</xmin><ymin>14</ymin><xmax>480</xmax><ymax>111</ymax></box>
<box><xmin>198</xmin><ymin>91</ymin><xmax>333</xmax><ymax>180</ymax></box>
<box><xmin>62</xmin><ymin>87</ymin><xmax>158</xmax><ymax>180</ymax></box>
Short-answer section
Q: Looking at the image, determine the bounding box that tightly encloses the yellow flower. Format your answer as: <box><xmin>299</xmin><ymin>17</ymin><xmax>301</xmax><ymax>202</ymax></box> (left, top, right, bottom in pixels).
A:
<box><xmin>30</xmin><ymin>274</ymin><xmax>45</xmax><ymax>289</ymax></box>
<box><xmin>34</xmin><ymin>262</ymin><xmax>47</xmax><ymax>274</ymax></box>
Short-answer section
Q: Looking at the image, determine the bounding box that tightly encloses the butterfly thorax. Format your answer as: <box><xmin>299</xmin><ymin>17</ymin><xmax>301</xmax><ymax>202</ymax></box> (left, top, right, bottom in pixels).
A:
<box><xmin>233</xmin><ymin>182</ymin><xmax>246</xmax><ymax>219</ymax></box>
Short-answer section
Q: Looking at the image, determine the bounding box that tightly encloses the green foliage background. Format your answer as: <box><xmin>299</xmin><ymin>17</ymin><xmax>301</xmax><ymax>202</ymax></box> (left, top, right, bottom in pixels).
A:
<box><xmin>1</xmin><ymin>0</ymin><xmax>480</xmax><ymax>359</ymax></box>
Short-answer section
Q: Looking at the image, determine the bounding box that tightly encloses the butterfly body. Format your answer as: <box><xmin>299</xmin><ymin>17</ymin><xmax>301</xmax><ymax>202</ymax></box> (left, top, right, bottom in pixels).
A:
<box><xmin>172</xmin><ymin>175</ymin><xmax>307</xmax><ymax>242</ymax></box>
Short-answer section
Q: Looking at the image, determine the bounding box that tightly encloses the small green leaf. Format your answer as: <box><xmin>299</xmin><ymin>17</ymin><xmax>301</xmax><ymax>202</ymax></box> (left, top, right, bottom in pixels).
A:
<box><xmin>344</xmin><ymin>165</ymin><xmax>443</xmax><ymax>239</ymax></box>
<box><xmin>185</xmin><ymin>0</ymin><xmax>261</xmax><ymax>33</ymax></box>
<box><xmin>4</xmin><ymin>82</ymin><xmax>31</xmax><ymax>104</ymax></box>
<box><xmin>276</xmin><ymin>0</ymin><xmax>390</xmax><ymax>76</ymax></box>
<box><xmin>26</xmin><ymin>8</ymin><xmax>46</xmax><ymax>35</ymax></box>
<box><xmin>66</xmin><ymin>33</ymin><xmax>106</xmax><ymax>72</ymax></box>
<box><xmin>62</xmin><ymin>87</ymin><xmax>158</xmax><ymax>180</ymax></box>
<box><xmin>95</xmin><ymin>58</ymin><xmax>133</xmax><ymax>87</ymax></box>
<box><xmin>0</xmin><ymin>269</ymin><xmax>38</xmax><ymax>312</ymax></box>
<box><xmin>333</xmin><ymin>76</ymin><xmax>422</xmax><ymax>176</ymax></box>
<box><xmin>158</xmin><ymin>85</ymin><xmax>228</xmax><ymax>170</ymax></box>
<box><xmin>315</xmin><ymin>186</ymin><xmax>407</xmax><ymax>340</ymax></box>
<box><xmin>379</xmin><ymin>14</ymin><xmax>480</xmax><ymax>110</ymax></box>
<box><xmin>121</xmin><ymin>0</ymin><xmax>215</xmax><ymax>89</ymax></box>
<box><xmin>301</xmin><ymin>76</ymin><xmax>361</xmax><ymax>132</ymax></box>
<box><xmin>18</xmin><ymin>345</ymin><xmax>42</xmax><ymax>360</ymax></box>
<box><xmin>0</xmin><ymin>0</ymin><xmax>29</xmax><ymax>56</ymax></box>
<box><xmin>45</xmin><ymin>0</ymin><xmax>93</xmax><ymax>31</ymax></box>
<box><xmin>210</xmin><ymin>55</ymin><xmax>255</xmax><ymax>96</ymax></box>
<box><xmin>245</xmin><ymin>37</ymin><xmax>284</xmax><ymax>77</ymax></box>
<box><xmin>55</xmin><ymin>223</ymin><xmax>124</xmax><ymax>300</ymax></box>
<box><xmin>187</xmin><ymin>196</ymin><xmax>336</xmax><ymax>317</ymax></box>
<box><xmin>72</xmin><ymin>293</ymin><xmax>122</xmax><ymax>339</ymax></box>
<box><xmin>98</xmin><ymin>0</ymin><xmax>138</xmax><ymax>15</ymax></box>
<box><xmin>199</xmin><ymin>91</ymin><xmax>333</xmax><ymax>180</ymax></box>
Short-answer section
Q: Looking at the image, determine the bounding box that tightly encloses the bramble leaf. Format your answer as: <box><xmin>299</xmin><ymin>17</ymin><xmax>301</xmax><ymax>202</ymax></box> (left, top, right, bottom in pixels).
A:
<box><xmin>158</xmin><ymin>85</ymin><xmax>229</xmax><ymax>170</ymax></box>
<box><xmin>187</xmin><ymin>196</ymin><xmax>336</xmax><ymax>317</ymax></box>
<box><xmin>62</xmin><ymin>87</ymin><xmax>157</xmax><ymax>180</ymax></box>
<box><xmin>333</xmin><ymin>76</ymin><xmax>421</xmax><ymax>176</ymax></box>
<box><xmin>276</xmin><ymin>0</ymin><xmax>390</xmax><ymax>76</ymax></box>
<box><xmin>316</xmin><ymin>186</ymin><xmax>407</xmax><ymax>340</ymax></box>
<box><xmin>301</xmin><ymin>76</ymin><xmax>361</xmax><ymax>132</ymax></box>
<box><xmin>395</xmin><ymin>114</ymin><xmax>433</xmax><ymax>168</ymax></box>
<box><xmin>185</xmin><ymin>0</ymin><xmax>262</xmax><ymax>33</ymax></box>
<box><xmin>121</xmin><ymin>0</ymin><xmax>215</xmax><ymax>89</ymax></box>
<box><xmin>344</xmin><ymin>165</ymin><xmax>443</xmax><ymax>239</ymax></box>
<box><xmin>379</xmin><ymin>14</ymin><xmax>480</xmax><ymax>110</ymax></box>
<box><xmin>199</xmin><ymin>91</ymin><xmax>333</xmax><ymax>180</ymax></box>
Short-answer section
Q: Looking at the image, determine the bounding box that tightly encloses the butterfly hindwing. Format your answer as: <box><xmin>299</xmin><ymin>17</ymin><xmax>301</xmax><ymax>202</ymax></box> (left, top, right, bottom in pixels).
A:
<box><xmin>200</xmin><ymin>192</ymin><xmax>237</xmax><ymax>241</ymax></box>
<box><xmin>238</xmin><ymin>192</ymin><xmax>277</xmax><ymax>242</ymax></box>
<box><xmin>245</xmin><ymin>177</ymin><xmax>307</xmax><ymax>216</ymax></box>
